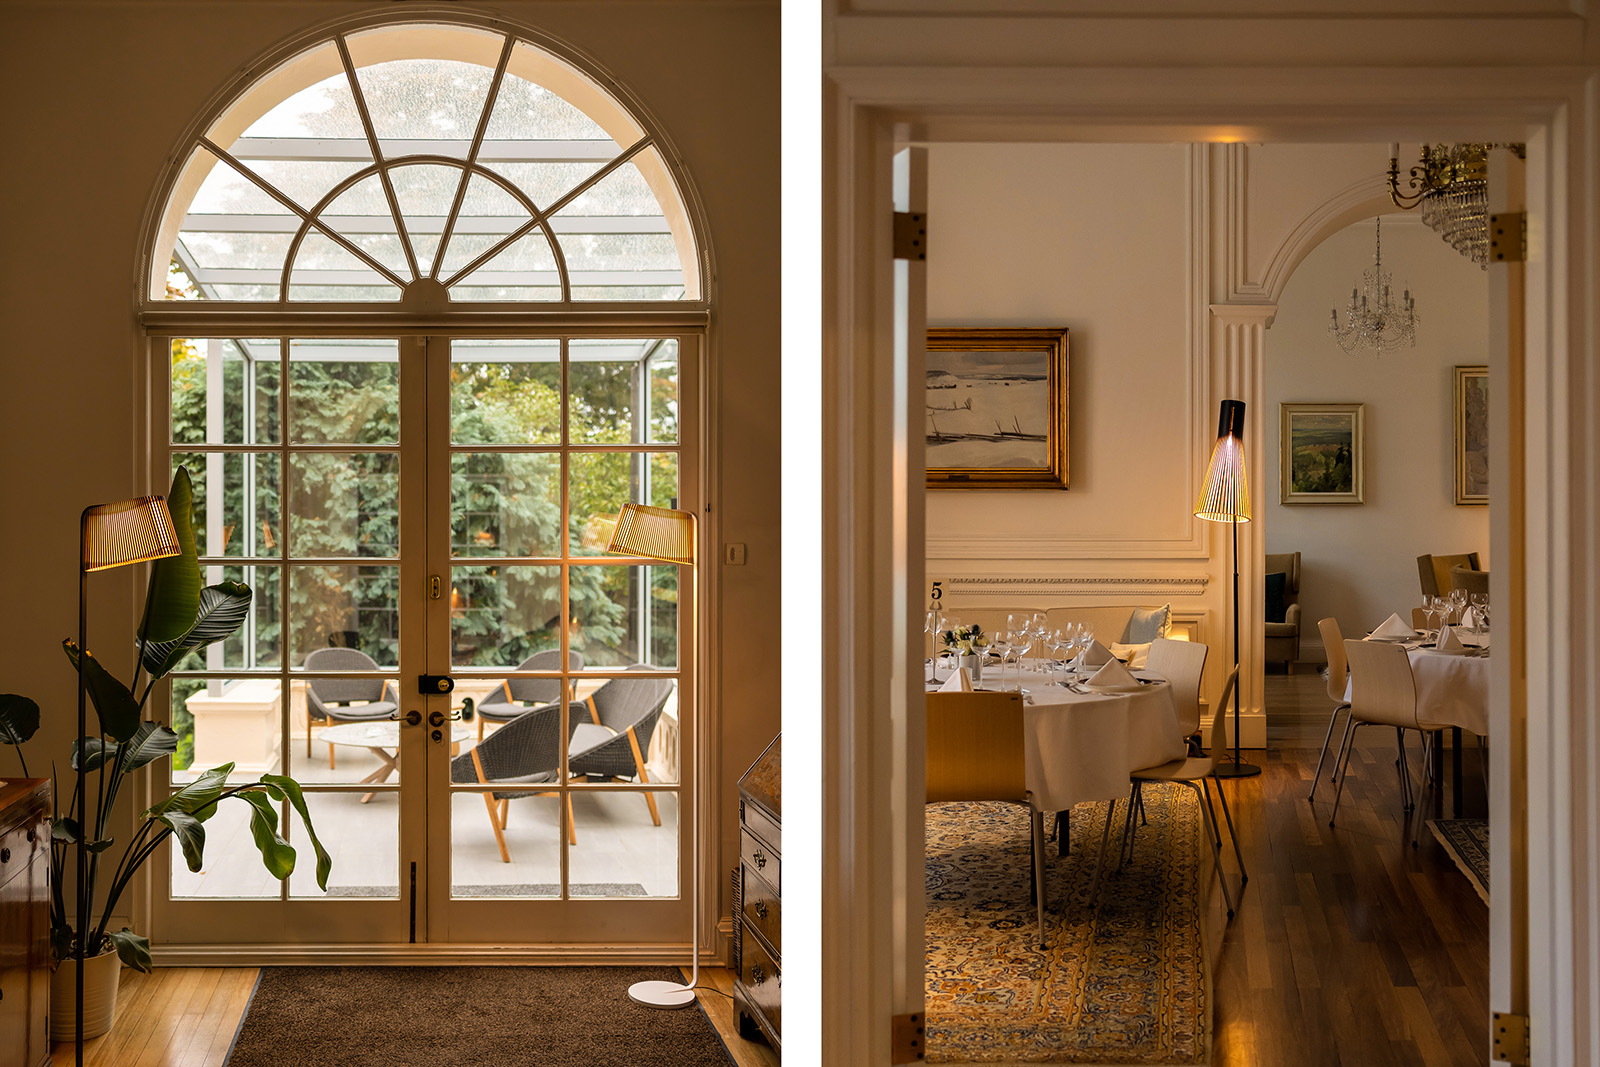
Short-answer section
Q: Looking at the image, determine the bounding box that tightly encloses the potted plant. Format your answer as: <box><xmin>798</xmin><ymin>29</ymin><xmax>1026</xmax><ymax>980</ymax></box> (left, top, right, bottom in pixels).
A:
<box><xmin>943</xmin><ymin>623</ymin><xmax>986</xmax><ymax>683</ymax></box>
<box><xmin>0</xmin><ymin>467</ymin><xmax>330</xmax><ymax>1041</ymax></box>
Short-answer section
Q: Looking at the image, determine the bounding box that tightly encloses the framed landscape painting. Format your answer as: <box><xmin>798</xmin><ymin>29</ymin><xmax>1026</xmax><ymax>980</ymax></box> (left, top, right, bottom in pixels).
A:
<box><xmin>1280</xmin><ymin>403</ymin><xmax>1365</xmax><ymax>505</ymax></box>
<box><xmin>925</xmin><ymin>327</ymin><xmax>1070</xmax><ymax>490</ymax></box>
<box><xmin>1455</xmin><ymin>365</ymin><xmax>1488</xmax><ymax>505</ymax></box>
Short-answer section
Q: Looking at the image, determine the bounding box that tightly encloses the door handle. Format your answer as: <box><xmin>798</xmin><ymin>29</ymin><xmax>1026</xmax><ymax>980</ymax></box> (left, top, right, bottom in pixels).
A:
<box><xmin>428</xmin><ymin>710</ymin><xmax>447</xmax><ymax>728</ymax></box>
<box><xmin>390</xmin><ymin>709</ymin><xmax>422</xmax><ymax>727</ymax></box>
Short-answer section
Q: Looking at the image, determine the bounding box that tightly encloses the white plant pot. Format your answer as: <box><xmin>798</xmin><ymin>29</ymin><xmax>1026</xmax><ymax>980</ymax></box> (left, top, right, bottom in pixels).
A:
<box><xmin>50</xmin><ymin>948</ymin><xmax>122</xmax><ymax>1041</ymax></box>
<box><xmin>959</xmin><ymin>653</ymin><xmax>982</xmax><ymax>685</ymax></box>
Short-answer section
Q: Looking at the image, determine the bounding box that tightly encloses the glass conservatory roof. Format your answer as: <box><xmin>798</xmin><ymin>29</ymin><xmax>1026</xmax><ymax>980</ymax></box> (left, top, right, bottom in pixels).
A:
<box><xmin>156</xmin><ymin>29</ymin><xmax>697</xmax><ymax>304</ymax></box>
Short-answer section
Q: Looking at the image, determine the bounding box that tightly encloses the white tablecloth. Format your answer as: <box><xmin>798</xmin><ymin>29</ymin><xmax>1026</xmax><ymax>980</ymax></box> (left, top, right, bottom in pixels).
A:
<box><xmin>929</xmin><ymin>663</ymin><xmax>1185</xmax><ymax>812</ymax></box>
<box><xmin>1348</xmin><ymin>638</ymin><xmax>1490</xmax><ymax>736</ymax></box>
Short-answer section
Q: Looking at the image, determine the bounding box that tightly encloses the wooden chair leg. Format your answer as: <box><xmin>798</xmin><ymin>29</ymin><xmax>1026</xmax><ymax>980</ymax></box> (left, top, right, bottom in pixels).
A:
<box><xmin>627</xmin><ymin>728</ymin><xmax>662</xmax><ymax>826</ymax></box>
<box><xmin>499</xmin><ymin>798</ymin><xmax>509</xmax><ymax>827</ymax></box>
<box><xmin>328</xmin><ymin>740</ymin><xmax>336</xmax><ymax>770</ymax></box>
<box><xmin>565</xmin><ymin>794</ymin><xmax>577</xmax><ymax>846</ymax></box>
<box><xmin>482</xmin><ymin>791</ymin><xmax>510</xmax><ymax>863</ymax></box>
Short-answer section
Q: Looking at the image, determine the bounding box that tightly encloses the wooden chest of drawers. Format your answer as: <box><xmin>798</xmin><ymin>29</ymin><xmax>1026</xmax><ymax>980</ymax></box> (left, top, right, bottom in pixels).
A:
<box><xmin>0</xmin><ymin>779</ymin><xmax>51</xmax><ymax>1067</ymax></box>
<box><xmin>733</xmin><ymin>736</ymin><xmax>779</xmax><ymax>1052</ymax></box>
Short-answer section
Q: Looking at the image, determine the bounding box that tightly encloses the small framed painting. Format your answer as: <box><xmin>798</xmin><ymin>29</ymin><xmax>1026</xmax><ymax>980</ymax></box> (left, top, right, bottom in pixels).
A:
<box><xmin>1280</xmin><ymin>403</ymin><xmax>1365</xmax><ymax>505</ymax></box>
<box><xmin>925</xmin><ymin>327</ymin><xmax>1070</xmax><ymax>490</ymax></box>
<box><xmin>1455</xmin><ymin>365</ymin><xmax>1488</xmax><ymax>506</ymax></box>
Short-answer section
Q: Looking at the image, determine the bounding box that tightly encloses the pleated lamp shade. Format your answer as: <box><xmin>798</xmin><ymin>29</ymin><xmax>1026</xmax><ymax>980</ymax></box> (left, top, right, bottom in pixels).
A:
<box><xmin>82</xmin><ymin>496</ymin><xmax>181</xmax><ymax>572</ymax></box>
<box><xmin>1194</xmin><ymin>400</ymin><xmax>1251</xmax><ymax>524</ymax></box>
<box><xmin>606</xmin><ymin>502</ymin><xmax>696</xmax><ymax>565</ymax></box>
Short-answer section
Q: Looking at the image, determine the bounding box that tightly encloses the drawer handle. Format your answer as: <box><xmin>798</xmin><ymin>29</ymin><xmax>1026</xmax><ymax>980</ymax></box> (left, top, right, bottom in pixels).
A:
<box><xmin>750</xmin><ymin>964</ymin><xmax>765</xmax><ymax>985</ymax></box>
<box><xmin>0</xmin><ymin>847</ymin><xmax>9</xmax><ymax>863</ymax></box>
<box><xmin>754</xmin><ymin>901</ymin><xmax>768</xmax><ymax>920</ymax></box>
<box><xmin>753</xmin><ymin>850</ymin><xmax>766</xmax><ymax>870</ymax></box>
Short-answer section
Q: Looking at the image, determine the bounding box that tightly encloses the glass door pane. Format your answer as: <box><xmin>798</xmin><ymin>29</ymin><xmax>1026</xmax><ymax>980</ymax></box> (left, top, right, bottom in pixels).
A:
<box><xmin>431</xmin><ymin>336</ymin><xmax>692</xmax><ymax>942</ymax></box>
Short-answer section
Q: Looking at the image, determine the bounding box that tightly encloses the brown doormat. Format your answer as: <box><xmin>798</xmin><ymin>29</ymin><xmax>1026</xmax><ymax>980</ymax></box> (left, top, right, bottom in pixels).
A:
<box><xmin>224</xmin><ymin>966</ymin><xmax>736</xmax><ymax>1067</ymax></box>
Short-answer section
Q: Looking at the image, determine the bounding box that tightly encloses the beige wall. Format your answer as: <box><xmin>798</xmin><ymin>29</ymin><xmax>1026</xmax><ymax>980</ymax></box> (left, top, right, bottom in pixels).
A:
<box><xmin>1267</xmin><ymin>212</ymin><xmax>1490</xmax><ymax>656</ymax></box>
<box><xmin>0</xmin><ymin>0</ymin><xmax>778</xmax><ymax>947</ymax></box>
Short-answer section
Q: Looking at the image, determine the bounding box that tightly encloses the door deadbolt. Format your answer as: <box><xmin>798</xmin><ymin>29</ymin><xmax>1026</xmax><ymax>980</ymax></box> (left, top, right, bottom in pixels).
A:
<box><xmin>418</xmin><ymin>674</ymin><xmax>454</xmax><ymax>694</ymax></box>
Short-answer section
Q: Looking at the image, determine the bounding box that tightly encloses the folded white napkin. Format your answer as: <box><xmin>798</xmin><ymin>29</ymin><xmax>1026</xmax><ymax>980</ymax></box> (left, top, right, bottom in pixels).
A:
<box><xmin>1088</xmin><ymin>658</ymin><xmax>1138</xmax><ymax>688</ymax></box>
<box><xmin>1371</xmin><ymin>612</ymin><xmax>1415</xmax><ymax>640</ymax></box>
<box><xmin>1460</xmin><ymin>606</ymin><xmax>1478</xmax><ymax>628</ymax></box>
<box><xmin>1437</xmin><ymin>625</ymin><xmax>1466</xmax><ymax>652</ymax></box>
<box><xmin>1081</xmin><ymin>639</ymin><xmax>1114</xmax><ymax>667</ymax></box>
<box><xmin>939</xmin><ymin>667</ymin><xmax>974</xmax><ymax>692</ymax></box>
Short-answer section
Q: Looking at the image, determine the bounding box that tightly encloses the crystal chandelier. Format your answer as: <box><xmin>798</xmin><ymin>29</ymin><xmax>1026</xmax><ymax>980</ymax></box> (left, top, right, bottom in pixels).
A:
<box><xmin>1387</xmin><ymin>142</ymin><xmax>1523</xmax><ymax>269</ymax></box>
<box><xmin>1328</xmin><ymin>217</ymin><xmax>1417</xmax><ymax>355</ymax></box>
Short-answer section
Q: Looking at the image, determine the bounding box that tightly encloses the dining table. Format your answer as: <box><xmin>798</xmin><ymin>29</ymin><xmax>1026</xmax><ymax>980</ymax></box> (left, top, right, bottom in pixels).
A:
<box><xmin>927</xmin><ymin>659</ymin><xmax>1186</xmax><ymax>817</ymax></box>
<box><xmin>1352</xmin><ymin>627</ymin><xmax>1490</xmax><ymax>816</ymax></box>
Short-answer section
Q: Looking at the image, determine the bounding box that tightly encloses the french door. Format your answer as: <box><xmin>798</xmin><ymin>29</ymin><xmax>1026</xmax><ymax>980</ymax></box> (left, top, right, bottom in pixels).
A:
<box><xmin>149</xmin><ymin>330</ymin><xmax>698</xmax><ymax>955</ymax></box>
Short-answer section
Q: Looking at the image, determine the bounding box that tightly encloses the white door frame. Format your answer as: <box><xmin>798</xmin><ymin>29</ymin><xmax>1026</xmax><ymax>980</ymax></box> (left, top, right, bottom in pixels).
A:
<box><xmin>822</xmin><ymin>56</ymin><xmax>1599</xmax><ymax>1067</ymax></box>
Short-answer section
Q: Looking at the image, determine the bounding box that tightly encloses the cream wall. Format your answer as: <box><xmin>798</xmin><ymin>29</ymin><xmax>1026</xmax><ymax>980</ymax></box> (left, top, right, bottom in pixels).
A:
<box><xmin>0</xmin><ymin>0</ymin><xmax>778</xmax><ymax>952</ymax></box>
<box><xmin>1267</xmin><ymin>213</ymin><xmax>1490</xmax><ymax>659</ymax></box>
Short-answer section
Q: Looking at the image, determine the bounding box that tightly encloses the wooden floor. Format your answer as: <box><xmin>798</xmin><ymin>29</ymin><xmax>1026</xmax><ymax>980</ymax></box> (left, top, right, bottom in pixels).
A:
<box><xmin>1211</xmin><ymin>669</ymin><xmax>1490</xmax><ymax>1067</ymax></box>
<box><xmin>53</xmin><ymin>964</ymin><xmax>779</xmax><ymax>1067</ymax></box>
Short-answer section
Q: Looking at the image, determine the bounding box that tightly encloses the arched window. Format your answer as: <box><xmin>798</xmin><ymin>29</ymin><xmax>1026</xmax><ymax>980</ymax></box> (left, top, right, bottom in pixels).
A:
<box><xmin>150</xmin><ymin>21</ymin><xmax>702</xmax><ymax>304</ymax></box>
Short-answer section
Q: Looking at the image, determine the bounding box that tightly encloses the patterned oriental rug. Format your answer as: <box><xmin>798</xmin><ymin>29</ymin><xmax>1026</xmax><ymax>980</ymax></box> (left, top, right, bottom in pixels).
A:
<box><xmin>925</xmin><ymin>794</ymin><xmax>1211</xmax><ymax>1065</ymax></box>
<box><xmin>1428</xmin><ymin>818</ymin><xmax>1490</xmax><ymax>904</ymax></box>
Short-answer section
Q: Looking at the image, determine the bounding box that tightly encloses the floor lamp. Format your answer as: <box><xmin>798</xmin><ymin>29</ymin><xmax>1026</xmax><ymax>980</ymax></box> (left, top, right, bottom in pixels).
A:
<box><xmin>76</xmin><ymin>497</ymin><xmax>181</xmax><ymax>1062</ymax></box>
<box><xmin>605</xmin><ymin>502</ymin><xmax>701</xmax><ymax>1009</ymax></box>
<box><xmin>1194</xmin><ymin>401</ymin><xmax>1260</xmax><ymax>779</ymax></box>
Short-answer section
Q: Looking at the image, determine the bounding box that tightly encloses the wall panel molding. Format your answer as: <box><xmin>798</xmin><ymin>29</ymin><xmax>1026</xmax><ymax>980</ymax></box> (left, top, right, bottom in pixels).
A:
<box><xmin>937</xmin><ymin>574</ymin><xmax>1210</xmax><ymax>596</ymax></box>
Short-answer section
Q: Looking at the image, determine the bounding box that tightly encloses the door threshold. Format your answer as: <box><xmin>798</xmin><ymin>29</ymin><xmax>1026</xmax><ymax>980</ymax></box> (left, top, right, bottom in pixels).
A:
<box><xmin>154</xmin><ymin>943</ymin><xmax>718</xmax><ymax>967</ymax></box>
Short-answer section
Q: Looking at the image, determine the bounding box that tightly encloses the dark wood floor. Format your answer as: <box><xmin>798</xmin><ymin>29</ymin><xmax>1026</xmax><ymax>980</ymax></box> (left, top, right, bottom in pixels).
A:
<box><xmin>1210</xmin><ymin>669</ymin><xmax>1490</xmax><ymax>1067</ymax></box>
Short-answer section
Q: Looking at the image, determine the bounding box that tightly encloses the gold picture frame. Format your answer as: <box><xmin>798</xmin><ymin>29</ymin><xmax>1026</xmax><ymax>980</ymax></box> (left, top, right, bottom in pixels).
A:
<box><xmin>1280</xmin><ymin>403</ymin><xmax>1365</xmax><ymax>505</ymax></box>
<box><xmin>1455</xmin><ymin>365</ymin><xmax>1488</xmax><ymax>505</ymax></box>
<box><xmin>925</xmin><ymin>327</ymin><xmax>1070</xmax><ymax>490</ymax></box>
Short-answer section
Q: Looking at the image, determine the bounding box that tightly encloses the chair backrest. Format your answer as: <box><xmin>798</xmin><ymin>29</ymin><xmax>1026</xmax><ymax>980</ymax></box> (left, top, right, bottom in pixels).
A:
<box><xmin>1264</xmin><ymin>551</ymin><xmax>1301</xmax><ymax>599</ymax></box>
<box><xmin>450</xmin><ymin>701</ymin><xmax>583</xmax><ymax>784</ymax></box>
<box><xmin>1317</xmin><ymin>617</ymin><xmax>1348</xmax><ymax>704</ymax></box>
<box><xmin>1417</xmin><ymin>552</ymin><xmax>1481</xmax><ymax>596</ymax></box>
<box><xmin>304</xmin><ymin>647</ymin><xmax>387</xmax><ymax>704</ymax></box>
<box><xmin>1203</xmin><ymin>666</ymin><xmax>1241</xmax><ymax>757</ymax></box>
<box><xmin>1450</xmin><ymin>565</ymin><xmax>1490</xmax><ymax>596</ymax></box>
<box><xmin>1343</xmin><ymin>639</ymin><xmax>1420</xmax><ymax>730</ymax></box>
<box><xmin>925</xmin><ymin>691</ymin><xmax>1026</xmax><ymax>804</ymax></box>
<box><xmin>501</xmin><ymin>649</ymin><xmax>585</xmax><ymax>704</ymax></box>
<box><xmin>589</xmin><ymin>667</ymin><xmax>675</xmax><ymax>736</ymax></box>
<box><xmin>1145</xmin><ymin>637</ymin><xmax>1208</xmax><ymax>736</ymax></box>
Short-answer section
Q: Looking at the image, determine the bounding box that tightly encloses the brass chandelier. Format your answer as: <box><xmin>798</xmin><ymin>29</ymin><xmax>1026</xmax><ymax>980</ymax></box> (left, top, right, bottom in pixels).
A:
<box><xmin>1387</xmin><ymin>142</ymin><xmax>1524</xmax><ymax>269</ymax></box>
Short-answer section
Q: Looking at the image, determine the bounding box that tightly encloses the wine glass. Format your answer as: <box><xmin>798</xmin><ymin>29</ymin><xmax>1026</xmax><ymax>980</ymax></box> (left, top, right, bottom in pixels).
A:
<box><xmin>1010</xmin><ymin>625</ymin><xmax>1034</xmax><ymax>687</ymax></box>
<box><xmin>1468</xmin><ymin>592</ymin><xmax>1489</xmax><ymax>636</ymax></box>
<box><xmin>982</xmin><ymin>629</ymin><xmax>1003</xmax><ymax>689</ymax></box>
<box><xmin>1448</xmin><ymin>587</ymin><xmax>1467</xmax><ymax>625</ymax></box>
<box><xmin>989</xmin><ymin>629</ymin><xmax>1011</xmax><ymax>690</ymax></box>
<box><xmin>936</xmin><ymin>613</ymin><xmax>959</xmax><ymax>676</ymax></box>
<box><xmin>1419</xmin><ymin>594</ymin><xmax>1438</xmax><ymax>637</ymax></box>
<box><xmin>1044</xmin><ymin>628</ymin><xmax>1064</xmax><ymax>684</ymax></box>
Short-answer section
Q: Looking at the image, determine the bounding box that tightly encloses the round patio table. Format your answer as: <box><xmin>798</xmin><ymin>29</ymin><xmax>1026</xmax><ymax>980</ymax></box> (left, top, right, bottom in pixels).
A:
<box><xmin>319</xmin><ymin>721</ymin><xmax>472</xmax><ymax>802</ymax></box>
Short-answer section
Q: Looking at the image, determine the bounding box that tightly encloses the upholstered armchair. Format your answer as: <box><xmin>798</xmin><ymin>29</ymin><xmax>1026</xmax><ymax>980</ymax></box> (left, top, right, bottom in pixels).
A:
<box><xmin>1417</xmin><ymin>552</ymin><xmax>1482</xmax><ymax>596</ymax></box>
<box><xmin>1263</xmin><ymin>551</ymin><xmax>1302</xmax><ymax>672</ymax></box>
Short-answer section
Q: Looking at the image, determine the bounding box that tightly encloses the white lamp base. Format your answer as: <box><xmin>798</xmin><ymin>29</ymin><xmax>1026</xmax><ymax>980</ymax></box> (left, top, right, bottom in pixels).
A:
<box><xmin>628</xmin><ymin>979</ymin><xmax>697</xmax><ymax>1009</ymax></box>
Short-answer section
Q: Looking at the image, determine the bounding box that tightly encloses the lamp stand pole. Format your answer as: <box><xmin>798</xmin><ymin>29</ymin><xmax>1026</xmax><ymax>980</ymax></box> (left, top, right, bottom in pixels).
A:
<box><xmin>75</xmin><ymin>518</ymin><xmax>88</xmax><ymax>1065</ymax></box>
<box><xmin>1213</xmin><ymin>507</ymin><xmax>1261</xmax><ymax>778</ymax></box>
<box><xmin>627</xmin><ymin>789</ymin><xmax>699</xmax><ymax>1008</ymax></box>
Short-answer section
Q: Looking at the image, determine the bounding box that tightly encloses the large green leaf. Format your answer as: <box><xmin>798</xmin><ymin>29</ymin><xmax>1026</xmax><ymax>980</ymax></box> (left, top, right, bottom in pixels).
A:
<box><xmin>156</xmin><ymin>810</ymin><xmax>207</xmax><ymax>872</ymax></box>
<box><xmin>61</xmin><ymin>643</ymin><xmax>140</xmax><ymax>742</ymax></box>
<box><xmin>262</xmin><ymin>774</ymin><xmax>332</xmax><ymax>891</ymax></box>
<box><xmin>141</xmin><ymin>467</ymin><xmax>201</xmax><ymax>645</ymax></box>
<box><xmin>0</xmin><ymin>693</ymin><xmax>40</xmax><ymax>746</ymax></box>
<box><xmin>108</xmin><ymin>928</ymin><xmax>152</xmax><ymax>973</ymax></box>
<box><xmin>140</xmin><ymin>581</ymin><xmax>253</xmax><ymax>679</ymax></box>
<box><xmin>237</xmin><ymin>789</ymin><xmax>296</xmax><ymax>879</ymax></box>
<box><xmin>118</xmin><ymin>722</ymin><xmax>178</xmax><ymax>773</ymax></box>
<box><xmin>71</xmin><ymin>737</ymin><xmax>119</xmax><ymax>772</ymax></box>
<box><xmin>146</xmin><ymin>763</ymin><xmax>234</xmax><ymax>824</ymax></box>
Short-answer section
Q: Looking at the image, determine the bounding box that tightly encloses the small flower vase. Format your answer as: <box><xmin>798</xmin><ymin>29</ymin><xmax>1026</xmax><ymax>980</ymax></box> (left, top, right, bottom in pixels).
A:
<box><xmin>959</xmin><ymin>653</ymin><xmax>982</xmax><ymax>685</ymax></box>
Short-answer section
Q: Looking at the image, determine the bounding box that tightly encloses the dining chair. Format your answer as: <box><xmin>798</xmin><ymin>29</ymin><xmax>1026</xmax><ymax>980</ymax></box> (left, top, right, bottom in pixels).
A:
<box><xmin>450</xmin><ymin>701</ymin><xmax>588</xmax><ymax>859</ymax></box>
<box><xmin>1332</xmin><ymin>639</ymin><xmax>1441</xmax><ymax>845</ymax></box>
<box><xmin>1450</xmin><ymin>565</ymin><xmax>1490</xmax><ymax>596</ymax></box>
<box><xmin>925</xmin><ymin>690</ymin><xmax>1048</xmax><ymax>948</ymax></box>
<box><xmin>1145</xmin><ymin>637</ymin><xmax>1209</xmax><ymax>751</ymax></box>
<box><xmin>1117</xmin><ymin>666</ymin><xmax>1246</xmax><ymax>919</ymax></box>
<box><xmin>1416</xmin><ymin>552</ymin><xmax>1481</xmax><ymax>596</ymax></box>
<box><xmin>476</xmin><ymin>648</ymin><xmax>585</xmax><ymax>740</ymax></box>
<box><xmin>1307</xmin><ymin>618</ymin><xmax>1352</xmax><ymax>801</ymax></box>
<box><xmin>303</xmin><ymin>647</ymin><xmax>400</xmax><ymax>768</ymax></box>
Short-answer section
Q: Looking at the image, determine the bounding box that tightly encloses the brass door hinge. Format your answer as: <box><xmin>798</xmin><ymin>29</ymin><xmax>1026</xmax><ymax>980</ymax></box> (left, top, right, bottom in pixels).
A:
<box><xmin>891</xmin><ymin>1012</ymin><xmax>926</xmax><ymax>1063</ymax></box>
<box><xmin>893</xmin><ymin>212</ymin><xmax>927</xmax><ymax>261</ymax></box>
<box><xmin>1490</xmin><ymin>212</ymin><xmax>1525</xmax><ymax>263</ymax></box>
<box><xmin>1492</xmin><ymin>1011</ymin><xmax>1529</xmax><ymax>1065</ymax></box>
